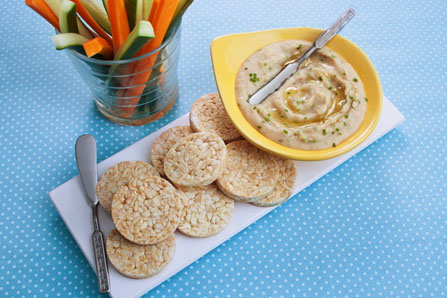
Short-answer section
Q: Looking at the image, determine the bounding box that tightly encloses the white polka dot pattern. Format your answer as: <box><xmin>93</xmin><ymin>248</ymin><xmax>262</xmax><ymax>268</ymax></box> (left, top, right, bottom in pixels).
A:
<box><xmin>0</xmin><ymin>0</ymin><xmax>446</xmax><ymax>297</ymax></box>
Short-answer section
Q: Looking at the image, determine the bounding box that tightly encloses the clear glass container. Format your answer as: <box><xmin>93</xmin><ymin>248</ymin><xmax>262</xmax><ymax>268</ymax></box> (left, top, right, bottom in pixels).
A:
<box><xmin>66</xmin><ymin>21</ymin><xmax>181</xmax><ymax>126</ymax></box>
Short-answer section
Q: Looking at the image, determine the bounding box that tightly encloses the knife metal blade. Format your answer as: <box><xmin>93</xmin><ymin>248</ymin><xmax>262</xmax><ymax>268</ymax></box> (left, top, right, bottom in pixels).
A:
<box><xmin>248</xmin><ymin>8</ymin><xmax>355</xmax><ymax>105</ymax></box>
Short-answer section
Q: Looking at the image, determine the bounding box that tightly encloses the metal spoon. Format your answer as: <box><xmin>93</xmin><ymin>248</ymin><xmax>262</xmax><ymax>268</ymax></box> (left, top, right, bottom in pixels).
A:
<box><xmin>248</xmin><ymin>8</ymin><xmax>355</xmax><ymax>105</ymax></box>
<box><xmin>75</xmin><ymin>134</ymin><xmax>111</xmax><ymax>294</ymax></box>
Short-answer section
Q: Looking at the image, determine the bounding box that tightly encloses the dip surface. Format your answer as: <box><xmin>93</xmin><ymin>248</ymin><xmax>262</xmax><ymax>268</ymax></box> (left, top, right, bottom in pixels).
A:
<box><xmin>236</xmin><ymin>40</ymin><xmax>367</xmax><ymax>150</ymax></box>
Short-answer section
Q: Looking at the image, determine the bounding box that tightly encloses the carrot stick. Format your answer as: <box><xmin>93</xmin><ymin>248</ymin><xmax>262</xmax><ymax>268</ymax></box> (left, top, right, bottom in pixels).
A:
<box><xmin>116</xmin><ymin>0</ymin><xmax>177</xmax><ymax>117</ymax></box>
<box><xmin>26</xmin><ymin>0</ymin><xmax>60</xmax><ymax>31</ymax></box>
<box><xmin>148</xmin><ymin>0</ymin><xmax>159</xmax><ymax>22</ymax></box>
<box><xmin>83</xmin><ymin>37</ymin><xmax>114</xmax><ymax>59</ymax></box>
<box><xmin>71</xmin><ymin>0</ymin><xmax>113</xmax><ymax>44</ymax></box>
<box><xmin>107</xmin><ymin>0</ymin><xmax>130</xmax><ymax>54</ymax></box>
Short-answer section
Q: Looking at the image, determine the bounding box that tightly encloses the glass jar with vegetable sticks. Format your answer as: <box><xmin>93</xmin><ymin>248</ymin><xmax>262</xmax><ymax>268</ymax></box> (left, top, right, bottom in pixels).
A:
<box><xmin>26</xmin><ymin>0</ymin><xmax>193</xmax><ymax>126</ymax></box>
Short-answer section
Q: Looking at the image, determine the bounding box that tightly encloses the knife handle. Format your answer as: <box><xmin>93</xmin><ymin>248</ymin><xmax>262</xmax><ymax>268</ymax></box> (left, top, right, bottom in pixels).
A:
<box><xmin>92</xmin><ymin>229</ymin><xmax>110</xmax><ymax>294</ymax></box>
<box><xmin>315</xmin><ymin>8</ymin><xmax>355</xmax><ymax>49</ymax></box>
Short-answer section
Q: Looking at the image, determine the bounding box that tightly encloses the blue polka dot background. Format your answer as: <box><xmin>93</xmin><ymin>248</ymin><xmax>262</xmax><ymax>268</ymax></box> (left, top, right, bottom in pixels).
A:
<box><xmin>1</xmin><ymin>0</ymin><xmax>446</xmax><ymax>297</ymax></box>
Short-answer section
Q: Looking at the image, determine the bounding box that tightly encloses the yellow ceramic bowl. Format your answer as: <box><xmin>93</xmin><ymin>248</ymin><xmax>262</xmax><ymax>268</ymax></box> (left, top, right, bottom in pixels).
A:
<box><xmin>210</xmin><ymin>28</ymin><xmax>382</xmax><ymax>160</ymax></box>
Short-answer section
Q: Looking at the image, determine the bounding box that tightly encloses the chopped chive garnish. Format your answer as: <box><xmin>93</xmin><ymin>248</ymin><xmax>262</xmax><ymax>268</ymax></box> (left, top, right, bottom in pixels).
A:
<box><xmin>268</xmin><ymin>67</ymin><xmax>272</xmax><ymax>70</ymax></box>
<box><xmin>332</xmin><ymin>143</ymin><xmax>336</xmax><ymax>147</ymax></box>
<box><xmin>264</xmin><ymin>62</ymin><xmax>267</xmax><ymax>66</ymax></box>
<box><xmin>322</xmin><ymin>129</ymin><xmax>327</xmax><ymax>135</ymax></box>
<box><xmin>252</xmin><ymin>106</ymin><xmax>256</xmax><ymax>110</ymax></box>
<box><xmin>353</xmin><ymin>78</ymin><xmax>358</xmax><ymax>82</ymax></box>
<box><xmin>297</xmin><ymin>44</ymin><xmax>302</xmax><ymax>49</ymax></box>
<box><xmin>350</xmin><ymin>96</ymin><xmax>354</xmax><ymax>100</ymax></box>
<box><xmin>267</xmin><ymin>113</ymin><xmax>271</xmax><ymax>117</ymax></box>
<box><xmin>265</xmin><ymin>118</ymin><xmax>270</xmax><ymax>122</ymax></box>
<box><xmin>338</xmin><ymin>133</ymin><xmax>342</xmax><ymax>135</ymax></box>
<box><xmin>336</xmin><ymin>128</ymin><xmax>340</xmax><ymax>132</ymax></box>
<box><xmin>258</xmin><ymin>125</ymin><xmax>262</xmax><ymax>129</ymax></box>
<box><xmin>244</xmin><ymin>67</ymin><xmax>248</xmax><ymax>70</ymax></box>
<box><xmin>284</xmin><ymin>109</ymin><xmax>288</xmax><ymax>112</ymax></box>
<box><xmin>365</xmin><ymin>97</ymin><xmax>369</xmax><ymax>102</ymax></box>
<box><xmin>319</xmin><ymin>76</ymin><xmax>323</xmax><ymax>81</ymax></box>
<box><xmin>287</xmin><ymin>91</ymin><xmax>291</xmax><ymax>95</ymax></box>
<box><xmin>344</xmin><ymin>122</ymin><xmax>347</xmax><ymax>126</ymax></box>
<box><xmin>345</xmin><ymin>114</ymin><xmax>349</xmax><ymax>119</ymax></box>
<box><xmin>328</xmin><ymin>86</ymin><xmax>332</xmax><ymax>90</ymax></box>
<box><xmin>283</xmin><ymin>129</ymin><xmax>288</xmax><ymax>134</ymax></box>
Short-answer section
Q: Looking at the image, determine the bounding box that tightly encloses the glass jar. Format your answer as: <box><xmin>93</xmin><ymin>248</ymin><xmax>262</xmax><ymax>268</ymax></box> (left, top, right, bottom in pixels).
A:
<box><xmin>66</xmin><ymin>21</ymin><xmax>181</xmax><ymax>126</ymax></box>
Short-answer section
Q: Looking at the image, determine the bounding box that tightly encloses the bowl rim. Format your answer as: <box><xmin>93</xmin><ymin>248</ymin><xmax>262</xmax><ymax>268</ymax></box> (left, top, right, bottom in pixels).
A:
<box><xmin>211</xmin><ymin>27</ymin><xmax>383</xmax><ymax>161</ymax></box>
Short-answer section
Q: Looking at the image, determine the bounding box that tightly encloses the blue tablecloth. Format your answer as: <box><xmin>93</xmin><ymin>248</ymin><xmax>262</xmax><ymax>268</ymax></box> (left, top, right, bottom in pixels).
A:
<box><xmin>1</xmin><ymin>1</ymin><xmax>446</xmax><ymax>297</ymax></box>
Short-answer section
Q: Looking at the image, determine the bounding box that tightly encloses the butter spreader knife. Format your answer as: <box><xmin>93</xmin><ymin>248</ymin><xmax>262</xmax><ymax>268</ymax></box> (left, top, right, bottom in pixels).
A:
<box><xmin>248</xmin><ymin>8</ymin><xmax>355</xmax><ymax>105</ymax></box>
<box><xmin>75</xmin><ymin>134</ymin><xmax>111</xmax><ymax>294</ymax></box>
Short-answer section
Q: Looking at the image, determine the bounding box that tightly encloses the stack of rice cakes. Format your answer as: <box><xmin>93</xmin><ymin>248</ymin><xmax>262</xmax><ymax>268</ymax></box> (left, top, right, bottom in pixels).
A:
<box><xmin>96</xmin><ymin>92</ymin><xmax>296</xmax><ymax>279</ymax></box>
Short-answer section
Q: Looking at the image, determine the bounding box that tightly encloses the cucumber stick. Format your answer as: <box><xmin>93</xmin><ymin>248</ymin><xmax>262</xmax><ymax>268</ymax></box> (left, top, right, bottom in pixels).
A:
<box><xmin>102</xmin><ymin>0</ymin><xmax>108</xmax><ymax>14</ymax></box>
<box><xmin>115</xmin><ymin>20</ymin><xmax>154</xmax><ymax>60</ymax></box>
<box><xmin>44</xmin><ymin>0</ymin><xmax>62</xmax><ymax>15</ymax></box>
<box><xmin>77</xmin><ymin>18</ymin><xmax>93</xmax><ymax>38</ymax></box>
<box><xmin>80</xmin><ymin>0</ymin><xmax>111</xmax><ymax>34</ymax></box>
<box><xmin>174</xmin><ymin>0</ymin><xmax>189</xmax><ymax>18</ymax></box>
<box><xmin>142</xmin><ymin>0</ymin><xmax>153</xmax><ymax>21</ymax></box>
<box><xmin>125</xmin><ymin>0</ymin><xmax>146</xmax><ymax>29</ymax></box>
<box><xmin>59</xmin><ymin>0</ymin><xmax>78</xmax><ymax>33</ymax></box>
<box><xmin>52</xmin><ymin>33</ymin><xmax>89</xmax><ymax>50</ymax></box>
<box><xmin>164</xmin><ymin>0</ymin><xmax>193</xmax><ymax>40</ymax></box>
<box><xmin>108</xmin><ymin>21</ymin><xmax>154</xmax><ymax>78</ymax></box>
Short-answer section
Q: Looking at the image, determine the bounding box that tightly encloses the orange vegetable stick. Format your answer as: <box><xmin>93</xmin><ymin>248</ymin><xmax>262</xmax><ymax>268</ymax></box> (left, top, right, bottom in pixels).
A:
<box><xmin>116</xmin><ymin>0</ymin><xmax>178</xmax><ymax>117</ymax></box>
<box><xmin>83</xmin><ymin>37</ymin><xmax>114</xmax><ymax>59</ymax></box>
<box><xmin>148</xmin><ymin>0</ymin><xmax>160</xmax><ymax>22</ymax></box>
<box><xmin>107</xmin><ymin>0</ymin><xmax>130</xmax><ymax>54</ymax></box>
<box><xmin>26</xmin><ymin>0</ymin><xmax>60</xmax><ymax>31</ymax></box>
<box><xmin>71</xmin><ymin>0</ymin><xmax>113</xmax><ymax>44</ymax></box>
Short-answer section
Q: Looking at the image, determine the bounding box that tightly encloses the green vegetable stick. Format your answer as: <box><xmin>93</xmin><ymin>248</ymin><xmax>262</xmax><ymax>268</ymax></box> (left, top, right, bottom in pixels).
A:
<box><xmin>52</xmin><ymin>33</ymin><xmax>89</xmax><ymax>50</ymax></box>
<box><xmin>59</xmin><ymin>0</ymin><xmax>78</xmax><ymax>33</ymax></box>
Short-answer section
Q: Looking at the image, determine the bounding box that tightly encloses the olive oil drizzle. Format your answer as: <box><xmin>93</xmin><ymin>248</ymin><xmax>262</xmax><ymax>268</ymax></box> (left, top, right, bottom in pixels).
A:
<box><xmin>270</xmin><ymin>77</ymin><xmax>352</xmax><ymax>128</ymax></box>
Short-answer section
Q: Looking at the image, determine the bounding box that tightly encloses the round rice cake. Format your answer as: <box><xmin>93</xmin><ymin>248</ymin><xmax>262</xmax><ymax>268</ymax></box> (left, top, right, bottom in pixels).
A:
<box><xmin>177</xmin><ymin>184</ymin><xmax>234</xmax><ymax>238</ymax></box>
<box><xmin>150</xmin><ymin>126</ymin><xmax>193</xmax><ymax>176</ymax></box>
<box><xmin>189</xmin><ymin>93</ymin><xmax>241</xmax><ymax>142</ymax></box>
<box><xmin>111</xmin><ymin>176</ymin><xmax>183</xmax><ymax>245</ymax></box>
<box><xmin>96</xmin><ymin>161</ymin><xmax>159</xmax><ymax>214</ymax></box>
<box><xmin>164</xmin><ymin>132</ymin><xmax>227</xmax><ymax>186</ymax></box>
<box><xmin>106</xmin><ymin>229</ymin><xmax>175</xmax><ymax>279</ymax></box>
<box><xmin>216</xmin><ymin>140</ymin><xmax>279</xmax><ymax>202</ymax></box>
<box><xmin>250</xmin><ymin>158</ymin><xmax>296</xmax><ymax>207</ymax></box>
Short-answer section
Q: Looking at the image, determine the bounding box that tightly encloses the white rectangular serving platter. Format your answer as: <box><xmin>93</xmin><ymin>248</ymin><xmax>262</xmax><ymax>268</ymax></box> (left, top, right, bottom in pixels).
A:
<box><xmin>50</xmin><ymin>96</ymin><xmax>403</xmax><ymax>298</ymax></box>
